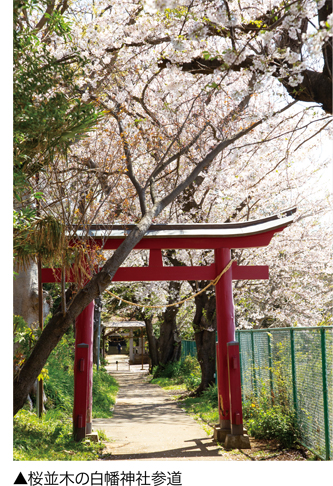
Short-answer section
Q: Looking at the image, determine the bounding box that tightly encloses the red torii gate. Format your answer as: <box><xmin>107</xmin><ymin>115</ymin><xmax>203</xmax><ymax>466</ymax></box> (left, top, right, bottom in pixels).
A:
<box><xmin>42</xmin><ymin>207</ymin><xmax>296</xmax><ymax>447</ymax></box>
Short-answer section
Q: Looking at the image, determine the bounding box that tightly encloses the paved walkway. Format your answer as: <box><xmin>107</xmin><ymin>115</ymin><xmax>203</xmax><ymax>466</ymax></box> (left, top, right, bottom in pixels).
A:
<box><xmin>92</xmin><ymin>355</ymin><xmax>227</xmax><ymax>461</ymax></box>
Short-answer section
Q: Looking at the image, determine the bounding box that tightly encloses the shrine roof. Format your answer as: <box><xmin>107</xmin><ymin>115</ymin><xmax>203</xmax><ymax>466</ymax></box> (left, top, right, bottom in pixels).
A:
<box><xmin>103</xmin><ymin>321</ymin><xmax>145</xmax><ymax>329</ymax></box>
<box><xmin>73</xmin><ymin>207</ymin><xmax>296</xmax><ymax>239</ymax></box>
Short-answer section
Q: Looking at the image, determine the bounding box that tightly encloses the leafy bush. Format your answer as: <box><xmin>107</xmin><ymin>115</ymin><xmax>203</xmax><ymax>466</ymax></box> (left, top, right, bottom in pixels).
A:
<box><xmin>153</xmin><ymin>356</ymin><xmax>200</xmax><ymax>382</ymax></box>
<box><xmin>14</xmin><ymin>331</ymin><xmax>119</xmax><ymax>460</ymax></box>
<box><xmin>43</xmin><ymin>332</ymin><xmax>75</xmax><ymax>413</ymax></box>
<box><xmin>244</xmin><ymin>401</ymin><xmax>298</xmax><ymax>448</ymax></box>
<box><xmin>243</xmin><ymin>381</ymin><xmax>298</xmax><ymax>449</ymax></box>
<box><xmin>201</xmin><ymin>384</ymin><xmax>218</xmax><ymax>407</ymax></box>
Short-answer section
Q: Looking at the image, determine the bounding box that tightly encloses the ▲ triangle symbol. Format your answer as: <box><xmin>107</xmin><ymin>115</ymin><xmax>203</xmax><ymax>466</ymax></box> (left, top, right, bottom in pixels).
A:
<box><xmin>14</xmin><ymin>472</ymin><xmax>28</xmax><ymax>484</ymax></box>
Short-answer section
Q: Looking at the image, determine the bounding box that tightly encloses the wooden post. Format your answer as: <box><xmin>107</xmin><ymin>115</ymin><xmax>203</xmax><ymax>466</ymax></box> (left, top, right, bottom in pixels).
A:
<box><xmin>214</xmin><ymin>248</ymin><xmax>235</xmax><ymax>432</ymax></box>
<box><xmin>73</xmin><ymin>301</ymin><xmax>94</xmax><ymax>440</ymax></box>
<box><xmin>224</xmin><ymin>341</ymin><xmax>251</xmax><ymax>449</ymax></box>
<box><xmin>227</xmin><ymin>342</ymin><xmax>243</xmax><ymax>435</ymax></box>
<box><xmin>73</xmin><ymin>344</ymin><xmax>89</xmax><ymax>441</ymax></box>
<box><xmin>129</xmin><ymin>330</ymin><xmax>134</xmax><ymax>363</ymax></box>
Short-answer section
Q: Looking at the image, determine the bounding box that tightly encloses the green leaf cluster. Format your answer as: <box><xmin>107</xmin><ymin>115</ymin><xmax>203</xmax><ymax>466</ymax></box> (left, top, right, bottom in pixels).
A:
<box><xmin>13</xmin><ymin>0</ymin><xmax>105</xmax><ymax>266</ymax></box>
<box><xmin>14</xmin><ymin>1</ymin><xmax>103</xmax><ymax>178</ymax></box>
<box><xmin>243</xmin><ymin>380</ymin><xmax>298</xmax><ymax>448</ymax></box>
<box><xmin>14</xmin><ymin>315</ymin><xmax>41</xmax><ymax>370</ymax></box>
<box><xmin>151</xmin><ymin>355</ymin><xmax>201</xmax><ymax>390</ymax></box>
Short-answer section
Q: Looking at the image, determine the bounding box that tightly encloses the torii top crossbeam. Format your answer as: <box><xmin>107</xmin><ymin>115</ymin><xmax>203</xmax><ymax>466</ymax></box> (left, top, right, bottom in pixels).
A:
<box><xmin>74</xmin><ymin>207</ymin><xmax>296</xmax><ymax>248</ymax></box>
<box><xmin>41</xmin><ymin>207</ymin><xmax>296</xmax><ymax>284</ymax></box>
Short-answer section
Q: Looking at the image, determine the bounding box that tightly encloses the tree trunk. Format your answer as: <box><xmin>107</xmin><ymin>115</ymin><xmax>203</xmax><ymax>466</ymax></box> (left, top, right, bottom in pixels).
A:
<box><xmin>93</xmin><ymin>297</ymin><xmax>102</xmax><ymax>365</ymax></box>
<box><xmin>144</xmin><ymin>281</ymin><xmax>182</xmax><ymax>369</ymax></box>
<box><xmin>13</xmin><ymin>261</ymin><xmax>51</xmax><ymax>328</ymax></box>
<box><xmin>145</xmin><ymin>317</ymin><xmax>159</xmax><ymax>369</ymax></box>
<box><xmin>158</xmin><ymin>298</ymin><xmax>181</xmax><ymax>365</ymax></box>
<box><xmin>192</xmin><ymin>289</ymin><xmax>216</xmax><ymax>395</ymax></box>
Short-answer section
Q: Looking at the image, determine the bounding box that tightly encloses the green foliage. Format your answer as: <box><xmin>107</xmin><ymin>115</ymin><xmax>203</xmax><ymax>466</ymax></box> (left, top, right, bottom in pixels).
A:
<box><xmin>201</xmin><ymin>383</ymin><xmax>218</xmax><ymax>407</ymax></box>
<box><xmin>43</xmin><ymin>330</ymin><xmax>118</xmax><ymax>417</ymax></box>
<box><xmin>13</xmin><ymin>410</ymin><xmax>106</xmax><ymax>461</ymax></box>
<box><xmin>13</xmin><ymin>0</ymin><xmax>105</xmax><ymax>267</ymax></box>
<box><xmin>43</xmin><ymin>332</ymin><xmax>75</xmax><ymax>413</ymax></box>
<box><xmin>14</xmin><ymin>315</ymin><xmax>40</xmax><ymax>355</ymax></box>
<box><xmin>14</xmin><ymin>0</ymin><xmax>103</xmax><ymax>178</ymax></box>
<box><xmin>243</xmin><ymin>380</ymin><xmax>298</xmax><ymax>449</ymax></box>
<box><xmin>13</xmin><ymin>315</ymin><xmax>43</xmax><ymax>378</ymax></box>
<box><xmin>152</xmin><ymin>356</ymin><xmax>201</xmax><ymax>390</ymax></box>
<box><xmin>14</xmin><ymin>329</ymin><xmax>119</xmax><ymax>459</ymax></box>
<box><xmin>244</xmin><ymin>399</ymin><xmax>298</xmax><ymax>448</ymax></box>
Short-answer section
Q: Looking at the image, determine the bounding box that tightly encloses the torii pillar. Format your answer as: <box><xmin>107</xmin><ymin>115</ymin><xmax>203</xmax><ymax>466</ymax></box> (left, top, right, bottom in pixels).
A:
<box><xmin>73</xmin><ymin>301</ymin><xmax>94</xmax><ymax>441</ymax></box>
<box><xmin>214</xmin><ymin>248</ymin><xmax>249</xmax><ymax>448</ymax></box>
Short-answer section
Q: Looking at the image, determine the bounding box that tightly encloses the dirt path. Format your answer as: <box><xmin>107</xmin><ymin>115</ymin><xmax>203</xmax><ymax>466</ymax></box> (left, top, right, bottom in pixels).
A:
<box><xmin>93</xmin><ymin>355</ymin><xmax>313</xmax><ymax>462</ymax></box>
<box><xmin>93</xmin><ymin>355</ymin><xmax>229</xmax><ymax>461</ymax></box>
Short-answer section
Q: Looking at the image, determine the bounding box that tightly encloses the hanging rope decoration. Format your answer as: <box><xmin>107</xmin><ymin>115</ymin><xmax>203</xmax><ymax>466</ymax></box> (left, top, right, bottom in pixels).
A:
<box><xmin>105</xmin><ymin>259</ymin><xmax>236</xmax><ymax>309</ymax></box>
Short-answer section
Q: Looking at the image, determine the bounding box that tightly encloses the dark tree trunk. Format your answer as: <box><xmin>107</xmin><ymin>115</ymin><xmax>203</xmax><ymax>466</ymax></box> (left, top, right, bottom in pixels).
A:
<box><xmin>144</xmin><ymin>281</ymin><xmax>182</xmax><ymax>370</ymax></box>
<box><xmin>145</xmin><ymin>317</ymin><xmax>159</xmax><ymax>369</ymax></box>
<box><xmin>93</xmin><ymin>297</ymin><xmax>102</xmax><ymax>365</ymax></box>
<box><xmin>158</xmin><ymin>302</ymin><xmax>181</xmax><ymax>365</ymax></box>
<box><xmin>192</xmin><ymin>288</ymin><xmax>216</xmax><ymax>395</ymax></box>
<box><xmin>157</xmin><ymin>281</ymin><xmax>182</xmax><ymax>365</ymax></box>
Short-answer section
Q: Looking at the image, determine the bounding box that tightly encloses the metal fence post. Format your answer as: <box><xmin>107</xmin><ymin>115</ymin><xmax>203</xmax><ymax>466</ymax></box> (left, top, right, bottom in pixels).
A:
<box><xmin>267</xmin><ymin>333</ymin><xmax>274</xmax><ymax>401</ymax></box>
<box><xmin>321</xmin><ymin>328</ymin><xmax>331</xmax><ymax>461</ymax></box>
<box><xmin>251</xmin><ymin>330</ymin><xmax>257</xmax><ymax>397</ymax></box>
<box><xmin>290</xmin><ymin>329</ymin><xmax>298</xmax><ymax>414</ymax></box>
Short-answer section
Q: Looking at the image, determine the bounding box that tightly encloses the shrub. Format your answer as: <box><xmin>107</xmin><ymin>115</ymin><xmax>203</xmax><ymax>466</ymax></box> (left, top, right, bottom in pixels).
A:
<box><xmin>244</xmin><ymin>402</ymin><xmax>298</xmax><ymax>448</ymax></box>
<box><xmin>153</xmin><ymin>356</ymin><xmax>199</xmax><ymax>380</ymax></box>
<box><xmin>243</xmin><ymin>382</ymin><xmax>299</xmax><ymax>449</ymax></box>
<box><xmin>201</xmin><ymin>384</ymin><xmax>218</xmax><ymax>407</ymax></box>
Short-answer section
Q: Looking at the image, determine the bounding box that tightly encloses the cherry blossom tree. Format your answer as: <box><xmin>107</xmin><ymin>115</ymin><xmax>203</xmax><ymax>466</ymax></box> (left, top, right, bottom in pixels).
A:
<box><xmin>14</xmin><ymin>0</ymin><xmax>332</xmax><ymax>413</ymax></box>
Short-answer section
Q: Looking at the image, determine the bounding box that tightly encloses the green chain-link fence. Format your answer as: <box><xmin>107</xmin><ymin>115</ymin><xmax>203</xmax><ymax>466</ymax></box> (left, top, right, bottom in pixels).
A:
<box><xmin>236</xmin><ymin>327</ymin><xmax>332</xmax><ymax>460</ymax></box>
<box><xmin>181</xmin><ymin>327</ymin><xmax>332</xmax><ymax>460</ymax></box>
<box><xmin>181</xmin><ymin>340</ymin><xmax>197</xmax><ymax>361</ymax></box>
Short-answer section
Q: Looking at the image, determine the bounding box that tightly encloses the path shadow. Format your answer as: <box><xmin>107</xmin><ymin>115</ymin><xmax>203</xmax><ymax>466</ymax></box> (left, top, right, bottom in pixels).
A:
<box><xmin>101</xmin><ymin>437</ymin><xmax>223</xmax><ymax>460</ymax></box>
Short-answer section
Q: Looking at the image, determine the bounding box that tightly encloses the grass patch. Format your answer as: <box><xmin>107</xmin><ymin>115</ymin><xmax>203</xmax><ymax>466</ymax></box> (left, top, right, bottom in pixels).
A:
<box><xmin>92</xmin><ymin>367</ymin><xmax>119</xmax><ymax>418</ymax></box>
<box><xmin>181</xmin><ymin>385</ymin><xmax>219</xmax><ymax>426</ymax></box>
<box><xmin>14</xmin><ymin>331</ymin><xmax>119</xmax><ymax>460</ymax></box>
<box><xmin>149</xmin><ymin>377</ymin><xmax>187</xmax><ymax>393</ymax></box>
<box><xmin>13</xmin><ymin>410</ymin><xmax>108</xmax><ymax>461</ymax></box>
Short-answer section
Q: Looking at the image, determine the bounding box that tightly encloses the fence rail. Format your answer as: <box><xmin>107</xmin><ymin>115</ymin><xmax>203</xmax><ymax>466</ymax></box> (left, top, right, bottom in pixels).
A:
<box><xmin>182</xmin><ymin>326</ymin><xmax>333</xmax><ymax>460</ymax></box>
